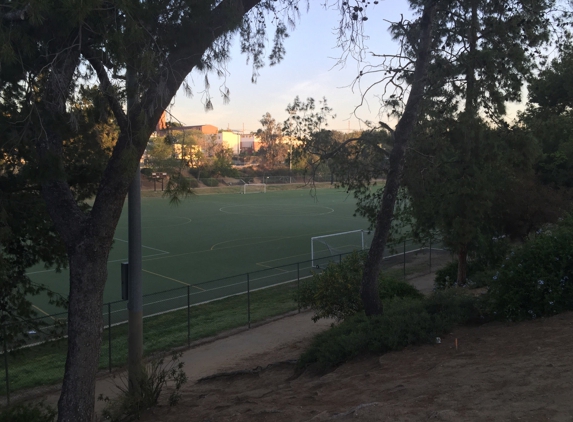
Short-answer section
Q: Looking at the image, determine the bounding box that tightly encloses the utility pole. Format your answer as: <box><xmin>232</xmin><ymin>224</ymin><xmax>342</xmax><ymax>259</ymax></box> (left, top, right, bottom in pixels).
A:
<box><xmin>127</xmin><ymin>66</ymin><xmax>143</xmax><ymax>393</ymax></box>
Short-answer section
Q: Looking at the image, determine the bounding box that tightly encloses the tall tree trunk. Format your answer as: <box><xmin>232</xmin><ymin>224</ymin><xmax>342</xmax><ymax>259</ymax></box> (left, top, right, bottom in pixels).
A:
<box><xmin>360</xmin><ymin>0</ymin><xmax>437</xmax><ymax>316</ymax></box>
<box><xmin>464</xmin><ymin>0</ymin><xmax>478</xmax><ymax>117</ymax></box>
<box><xmin>34</xmin><ymin>42</ymin><xmax>137</xmax><ymax>421</ymax></box>
<box><xmin>57</xmin><ymin>239</ymin><xmax>111</xmax><ymax>422</ymax></box>
<box><xmin>453</xmin><ymin>0</ymin><xmax>477</xmax><ymax>285</ymax></box>
<box><xmin>457</xmin><ymin>243</ymin><xmax>468</xmax><ymax>285</ymax></box>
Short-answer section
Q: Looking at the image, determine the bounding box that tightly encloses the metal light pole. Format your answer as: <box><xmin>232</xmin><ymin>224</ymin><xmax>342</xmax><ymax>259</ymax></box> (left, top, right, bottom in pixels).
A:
<box><xmin>127</xmin><ymin>68</ymin><xmax>143</xmax><ymax>393</ymax></box>
<box><xmin>289</xmin><ymin>139</ymin><xmax>292</xmax><ymax>183</ymax></box>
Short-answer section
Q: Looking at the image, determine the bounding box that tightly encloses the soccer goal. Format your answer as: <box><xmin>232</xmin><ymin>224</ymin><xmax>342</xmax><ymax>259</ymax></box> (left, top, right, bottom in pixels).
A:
<box><xmin>243</xmin><ymin>183</ymin><xmax>266</xmax><ymax>194</ymax></box>
<box><xmin>311</xmin><ymin>229</ymin><xmax>372</xmax><ymax>268</ymax></box>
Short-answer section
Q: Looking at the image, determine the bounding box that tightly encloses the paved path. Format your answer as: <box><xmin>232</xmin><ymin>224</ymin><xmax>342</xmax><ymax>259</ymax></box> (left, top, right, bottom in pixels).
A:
<box><xmin>40</xmin><ymin>311</ymin><xmax>334</xmax><ymax>414</ymax></box>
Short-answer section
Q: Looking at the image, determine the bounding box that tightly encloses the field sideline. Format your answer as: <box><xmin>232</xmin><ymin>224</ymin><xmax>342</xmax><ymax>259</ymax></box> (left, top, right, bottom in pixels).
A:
<box><xmin>27</xmin><ymin>186</ymin><xmax>374</xmax><ymax>315</ymax></box>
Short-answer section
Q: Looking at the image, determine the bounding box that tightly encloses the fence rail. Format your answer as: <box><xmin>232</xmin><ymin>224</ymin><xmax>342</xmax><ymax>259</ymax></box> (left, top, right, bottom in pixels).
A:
<box><xmin>1</xmin><ymin>238</ymin><xmax>448</xmax><ymax>402</ymax></box>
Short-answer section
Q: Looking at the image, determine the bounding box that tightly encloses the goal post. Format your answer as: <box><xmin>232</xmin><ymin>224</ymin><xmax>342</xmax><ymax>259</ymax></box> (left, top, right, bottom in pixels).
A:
<box><xmin>311</xmin><ymin>230</ymin><xmax>371</xmax><ymax>268</ymax></box>
<box><xmin>242</xmin><ymin>183</ymin><xmax>266</xmax><ymax>194</ymax></box>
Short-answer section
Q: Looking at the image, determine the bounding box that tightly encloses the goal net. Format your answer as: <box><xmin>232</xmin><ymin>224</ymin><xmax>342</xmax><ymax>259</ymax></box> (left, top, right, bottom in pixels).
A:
<box><xmin>243</xmin><ymin>183</ymin><xmax>266</xmax><ymax>194</ymax></box>
<box><xmin>311</xmin><ymin>230</ymin><xmax>372</xmax><ymax>268</ymax></box>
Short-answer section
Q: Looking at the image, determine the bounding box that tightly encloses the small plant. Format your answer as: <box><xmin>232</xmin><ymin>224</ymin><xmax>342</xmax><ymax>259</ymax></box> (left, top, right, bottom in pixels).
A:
<box><xmin>296</xmin><ymin>251</ymin><xmax>423</xmax><ymax>322</ymax></box>
<box><xmin>0</xmin><ymin>401</ymin><xmax>56</xmax><ymax>422</ymax></box>
<box><xmin>100</xmin><ymin>353</ymin><xmax>187</xmax><ymax>421</ymax></box>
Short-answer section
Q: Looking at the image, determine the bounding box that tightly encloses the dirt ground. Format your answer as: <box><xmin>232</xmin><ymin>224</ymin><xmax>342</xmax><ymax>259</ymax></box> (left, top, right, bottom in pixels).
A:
<box><xmin>43</xmin><ymin>251</ymin><xmax>573</xmax><ymax>421</ymax></box>
<box><xmin>138</xmin><ymin>310</ymin><xmax>573</xmax><ymax>422</ymax></box>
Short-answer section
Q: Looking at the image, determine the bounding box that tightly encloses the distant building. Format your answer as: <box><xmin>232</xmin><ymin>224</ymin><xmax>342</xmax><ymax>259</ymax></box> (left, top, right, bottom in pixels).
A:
<box><xmin>154</xmin><ymin>111</ymin><xmax>217</xmax><ymax>136</ymax></box>
<box><xmin>156</xmin><ymin>112</ymin><xmax>167</xmax><ymax>131</ymax></box>
<box><xmin>216</xmin><ymin>131</ymin><xmax>241</xmax><ymax>155</ymax></box>
<box><xmin>155</xmin><ymin>123</ymin><xmax>218</xmax><ymax>137</ymax></box>
<box><xmin>240</xmin><ymin>134</ymin><xmax>260</xmax><ymax>154</ymax></box>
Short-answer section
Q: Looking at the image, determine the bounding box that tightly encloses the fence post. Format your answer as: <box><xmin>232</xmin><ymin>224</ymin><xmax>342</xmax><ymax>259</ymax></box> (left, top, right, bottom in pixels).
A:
<box><xmin>187</xmin><ymin>286</ymin><xmax>191</xmax><ymax>348</ymax></box>
<box><xmin>429</xmin><ymin>237</ymin><xmax>432</xmax><ymax>272</ymax></box>
<box><xmin>247</xmin><ymin>273</ymin><xmax>251</xmax><ymax>329</ymax></box>
<box><xmin>403</xmin><ymin>239</ymin><xmax>406</xmax><ymax>280</ymax></box>
<box><xmin>2</xmin><ymin>324</ymin><xmax>9</xmax><ymax>405</ymax></box>
<box><xmin>297</xmin><ymin>263</ymin><xmax>300</xmax><ymax>313</ymax></box>
<box><xmin>108</xmin><ymin>303</ymin><xmax>112</xmax><ymax>372</ymax></box>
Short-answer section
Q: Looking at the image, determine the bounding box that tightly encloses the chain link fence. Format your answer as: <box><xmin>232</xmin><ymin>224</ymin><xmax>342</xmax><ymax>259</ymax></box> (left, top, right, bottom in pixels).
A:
<box><xmin>1</xmin><ymin>239</ymin><xmax>449</xmax><ymax>403</ymax></box>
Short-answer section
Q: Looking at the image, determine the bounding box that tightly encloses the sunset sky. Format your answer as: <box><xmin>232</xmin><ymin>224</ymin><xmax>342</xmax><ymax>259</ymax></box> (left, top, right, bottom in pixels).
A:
<box><xmin>168</xmin><ymin>1</ymin><xmax>414</xmax><ymax>134</ymax></box>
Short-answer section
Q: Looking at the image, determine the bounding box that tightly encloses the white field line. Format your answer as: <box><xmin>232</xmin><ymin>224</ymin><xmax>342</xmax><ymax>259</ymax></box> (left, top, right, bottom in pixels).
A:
<box><xmin>25</xmin><ymin>239</ymin><xmax>170</xmax><ymax>275</ymax></box>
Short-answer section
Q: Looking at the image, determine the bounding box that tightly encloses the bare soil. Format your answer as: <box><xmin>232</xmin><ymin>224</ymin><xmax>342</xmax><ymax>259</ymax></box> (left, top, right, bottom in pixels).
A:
<box><xmin>139</xmin><ymin>311</ymin><xmax>573</xmax><ymax>422</ymax></box>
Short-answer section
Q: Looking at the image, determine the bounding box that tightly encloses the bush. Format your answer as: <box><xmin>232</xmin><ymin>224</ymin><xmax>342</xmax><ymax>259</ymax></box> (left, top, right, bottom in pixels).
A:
<box><xmin>200</xmin><ymin>178</ymin><xmax>219</xmax><ymax>187</ymax></box>
<box><xmin>140</xmin><ymin>168</ymin><xmax>153</xmax><ymax>177</ymax></box>
<box><xmin>434</xmin><ymin>234</ymin><xmax>511</xmax><ymax>290</ymax></box>
<box><xmin>487</xmin><ymin>218</ymin><xmax>573</xmax><ymax>321</ymax></box>
<box><xmin>187</xmin><ymin>177</ymin><xmax>199</xmax><ymax>188</ymax></box>
<box><xmin>0</xmin><ymin>402</ymin><xmax>56</xmax><ymax>422</ymax></box>
<box><xmin>296</xmin><ymin>251</ymin><xmax>423</xmax><ymax>322</ymax></box>
<box><xmin>100</xmin><ymin>353</ymin><xmax>187</xmax><ymax>421</ymax></box>
<box><xmin>434</xmin><ymin>261</ymin><xmax>458</xmax><ymax>289</ymax></box>
<box><xmin>298</xmin><ymin>290</ymin><xmax>481</xmax><ymax>372</ymax></box>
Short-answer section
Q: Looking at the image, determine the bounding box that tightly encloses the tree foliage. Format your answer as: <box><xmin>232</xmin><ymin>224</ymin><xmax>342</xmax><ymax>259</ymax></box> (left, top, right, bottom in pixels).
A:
<box><xmin>256</xmin><ymin>112</ymin><xmax>288</xmax><ymax>169</ymax></box>
<box><xmin>395</xmin><ymin>0</ymin><xmax>557</xmax><ymax>284</ymax></box>
<box><xmin>522</xmin><ymin>43</ymin><xmax>573</xmax><ymax>190</ymax></box>
<box><xmin>1</xmin><ymin>1</ymin><xmax>309</xmax><ymax>420</ymax></box>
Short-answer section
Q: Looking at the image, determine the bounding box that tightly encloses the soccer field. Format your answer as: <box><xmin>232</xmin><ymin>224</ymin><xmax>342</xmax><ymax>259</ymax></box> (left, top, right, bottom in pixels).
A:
<box><xmin>26</xmin><ymin>187</ymin><xmax>374</xmax><ymax>316</ymax></box>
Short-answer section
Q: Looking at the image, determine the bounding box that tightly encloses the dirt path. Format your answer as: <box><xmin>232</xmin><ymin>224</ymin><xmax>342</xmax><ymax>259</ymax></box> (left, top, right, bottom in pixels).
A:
<box><xmin>92</xmin><ymin>312</ymin><xmax>335</xmax><ymax>415</ymax></box>
<box><xmin>139</xmin><ymin>311</ymin><xmax>573</xmax><ymax>422</ymax></box>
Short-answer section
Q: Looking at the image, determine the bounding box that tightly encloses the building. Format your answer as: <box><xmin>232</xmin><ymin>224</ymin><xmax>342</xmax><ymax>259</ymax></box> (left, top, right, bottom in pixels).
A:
<box><xmin>216</xmin><ymin>131</ymin><xmax>242</xmax><ymax>155</ymax></box>
<box><xmin>240</xmin><ymin>134</ymin><xmax>261</xmax><ymax>154</ymax></box>
<box><xmin>155</xmin><ymin>123</ymin><xmax>218</xmax><ymax>137</ymax></box>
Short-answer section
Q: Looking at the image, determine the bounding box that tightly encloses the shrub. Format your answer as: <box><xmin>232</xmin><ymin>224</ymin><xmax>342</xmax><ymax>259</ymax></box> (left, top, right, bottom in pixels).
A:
<box><xmin>100</xmin><ymin>353</ymin><xmax>187</xmax><ymax>421</ymax></box>
<box><xmin>0</xmin><ymin>402</ymin><xmax>56</xmax><ymax>422</ymax></box>
<box><xmin>187</xmin><ymin>177</ymin><xmax>199</xmax><ymax>188</ymax></box>
<box><xmin>487</xmin><ymin>218</ymin><xmax>573</xmax><ymax>321</ymax></box>
<box><xmin>434</xmin><ymin>234</ymin><xmax>511</xmax><ymax>290</ymax></box>
<box><xmin>201</xmin><ymin>178</ymin><xmax>219</xmax><ymax>187</ymax></box>
<box><xmin>434</xmin><ymin>261</ymin><xmax>458</xmax><ymax>289</ymax></box>
<box><xmin>296</xmin><ymin>251</ymin><xmax>423</xmax><ymax>322</ymax></box>
<box><xmin>298</xmin><ymin>290</ymin><xmax>481</xmax><ymax>372</ymax></box>
<box><xmin>140</xmin><ymin>168</ymin><xmax>153</xmax><ymax>177</ymax></box>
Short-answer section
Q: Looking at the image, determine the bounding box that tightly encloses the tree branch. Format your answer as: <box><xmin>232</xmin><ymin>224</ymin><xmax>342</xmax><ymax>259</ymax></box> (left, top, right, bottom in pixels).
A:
<box><xmin>81</xmin><ymin>45</ymin><xmax>128</xmax><ymax>133</ymax></box>
<box><xmin>1</xmin><ymin>4</ymin><xmax>30</xmax><ymax>22</ymax></box>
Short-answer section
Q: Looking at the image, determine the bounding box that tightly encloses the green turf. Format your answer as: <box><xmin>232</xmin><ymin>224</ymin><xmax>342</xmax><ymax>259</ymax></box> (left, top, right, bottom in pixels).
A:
<box><xmin>26</xmin><ymin>187</ymin><xmax>376</xmax><ymax>315</ymax></box>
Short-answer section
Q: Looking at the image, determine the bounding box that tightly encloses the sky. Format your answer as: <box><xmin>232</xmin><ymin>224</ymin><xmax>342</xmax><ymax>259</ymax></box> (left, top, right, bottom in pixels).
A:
<box><xmin>168</xmin><ymin>1</ymin><xmax>415</xmax><ymax>134</ymax></box>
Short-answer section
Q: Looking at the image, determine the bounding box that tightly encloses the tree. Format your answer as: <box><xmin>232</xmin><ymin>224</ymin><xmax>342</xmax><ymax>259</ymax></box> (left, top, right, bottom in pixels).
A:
<box><xmin>523</xmin><ymin>44</ymin><xmax>573</xmax><ymax>189</ymax></box>
<box><xmin>211</xmin><ymin>146</ymin><xmax>239</xmax><ymax>177</ymax></box>
<box><xmin>395</xmin><ymin>0</ymin><xmax>555</xmax><ymax>284</ymax></box>
<box><xmin>146</xmin><ymin>138</ymin><xmax>177</xmax><ymax>171</ymax></box>
<box><xmin>0</xmin><ymin>87</ymin><xmax>115</xmax><ymax>345</ymax></box>
<box><xmin>256</xmin><ymin>112</ymin><xmax>288</xmax><ymax>169</ymax></box>
<box><xmin>1</xmin><ymin>1</ymin><xmax>302</xmax><ymax>420</ymax></box>
<box><xmin>285</xmin><ymin>2</ymin><xmax>438</xmax><ymax>316</ymax></box>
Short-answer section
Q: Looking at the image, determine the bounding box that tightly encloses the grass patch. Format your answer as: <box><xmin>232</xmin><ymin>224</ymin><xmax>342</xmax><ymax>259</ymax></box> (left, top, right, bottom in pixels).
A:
<box><xmin>1</xmin><ymin>283</ymin><xmax>298</xmax><ymax>396</ymax></box>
